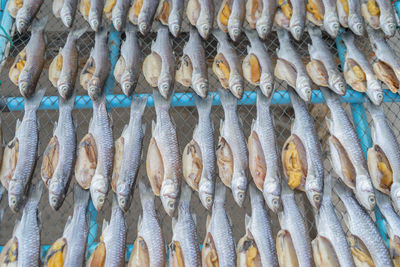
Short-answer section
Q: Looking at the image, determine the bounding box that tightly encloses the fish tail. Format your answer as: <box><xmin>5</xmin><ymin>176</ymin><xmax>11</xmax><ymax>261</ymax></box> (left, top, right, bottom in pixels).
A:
<box><xmin>59</xmin><ymin>91</ymin><xmax>75</xmax><ymax>111</ymax></box>
<box><xmin>256</xmin><ymin>88</ymin><xmax>271</xmax><ymax>107</ymax></box>
<box><xmin>341</xmin><ymin>30</ymin><xmax>355</xmax><ymax>44</ymax></box>
<box><xmin>307</xmin><ymin>25</ymin><xmax>322</xmax><ymax>37</ymax></box>
<box><xmin>333</xmin><ymin>180</ymin><xmax>352</xmax><ymax>199</ymax></box>
<box><xmin>364</xmin><ymin>96</ymin><xmax>384</xmax><ymax>116</ymax></box>
<box><xmin>194</xmin><ymin>93</ymin><xmax>213</xmax><ymax>115</ymax></box>
<box><xmin>288</xmin><ymin>87</ymin><xmax>306</xmax><ymax>109</ymax></box>
<box><xmin>218</xmin><ymin>89</ymin><xmax>237</xmax><ymax>112</ymax></box>
<box><xmin>130</xmin><ymin>95</ymin><xmax>148</xmax><ymax>118</ymax></box>
<box><xmin>25</xmin><ymin>87</ymin><xmax>46</xmax><ymax>111</ymax></box>
<box><xmin>153</xmin><ymin>89</ymin><xmax>172</xmax><ymax>113</ymax></box>
<box><xmin>96</xmin><ymin>26</ymin><xmax>108</xmax><ymax>42</ymax></box>
<box><xmin>28</xmin><ymin>183</ymin><xmax>44</xmax><ymax>205</ymax></box>
<box><xmin>69</xmin><ymin>27</ymin><xmax>88</xmax><ymax>41</ymax></box>
<box><xmin>277</xmin><ymin>28</ymin><xmax>290</xmax><ymax>42</ymax></box>
<box><xmin>32</xmin><ymin>16</ymin><xmax>48</xmax><ymax>32</ymax></box>
<box><xmin>125</xmin><ymin>22</ymin><xmax>136</xmax><ymax>32</ymax></box>
<box><xmin>244</xmin><ymin>29</ymin><xmax>258</xmax><ymax>41</ymax></box>
<box><xmin>214</xmin><ymin>181</ymin><xmax>226</xmax><ymax>204</ymax></box>
<box><xmin>212</xmin><ymin>29</ymin><xmax>227</xmax><ymax>44</ymax></box>
<box><xmin>138</xmin><ymin>179</ymin><xmax>154</xmax><ymax>205</ymax></box>
<box><xmin>180</xmin><ymin>182</ymin><xmax>193</xmax><ymax>204</ymax></box>
<box><xmin>73</xmin><ymin>184</ymin><xmax>90</xmax><ymax>207</ymax></box>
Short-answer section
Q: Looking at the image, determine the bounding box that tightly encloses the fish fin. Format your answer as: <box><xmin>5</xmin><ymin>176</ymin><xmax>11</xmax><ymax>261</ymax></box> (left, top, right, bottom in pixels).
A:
<box><xmin>0</xmin><ymin>209</ymin><xmax>4</xmax><ymax>224</ymax></box>
<box><xmin>130</xmin><ymin>95</ymin><xmax>148</xmax><ymax>118</ymax></box>
<box><xmin>28</xmin><ymin>182</ymin><xmax>44</xmax><ymax>204</ymax></box>
<box><xmin>88</xmin><ymin>117</ymin><xmax>94</xmax><ymax>133</ymax></box>
<box><xmin>227</xmin><ymin>213</ymin><xmax>233</xmax><ymax>227</ymax></box>
<box><xmin>194</xmin><ymin>93</ymin><xmax>213</xmax><ymax>113</ymax></box>
<box><xmin>96</xmin><ymin>26</ymin><xmax>108</xmax><ymax>41</ymax></box>
<box><xmin>219</xmin><ymin>119</ymin><xmax>224</xmax><ymax>136</ymax></box>
<box><xmin>153</xmin><ymin>88</ymin><xmax>172</xmax><ymax>112</ymax></box>
<box><xmin>277</xmin><ymin>211</ymin><xmax>284</xmax><ymax>226</ymax></box>
<box><xmin>192</xmin><ymin>213</ymin><xmax>197</xmax><ymax>226</ymax></box>
<box><xmin>69</xmin><ymin>26</ymin><xmax>88</xmax><ymax>41</ymax></box>
<box><xmin>13</xmin><ymin>220</ymin><xmax>20</xmax><ymax>235</ymax></box>
<box><xmin>108</xmin><ymin>113</ymin><xmax>113</xmax><ymax>128</ymax></box>
<box><xmin>0</xmin><ymin>184</ymin><xmax>5</xmax><ymax>203</ymax></box>
<box><xmin>32</xmin><ymin>16</ymin><xmax>48</xmax><ymax>31</ymax></box>
<box><xmin>214</xmin><ymin>181</ymin><xmax>226</xmax><ymax>204</ymax></box>
<box><xmin>121</xmin><ymin>124</ymin><xmax>129</xmax><ymax>139</ymax></box>
<box><xmin>138</xmin><ymin>179</ymin><xmax>154</xmax><ymax>205</ymax></box>
<box><xmin>101</xmin><ymin>219</ymin><xmax>109</xmax><ymax>234</ymax></box>
<box><xmin>52</xmin><ymin>122</ymin><xmax>58</xmax><ymax>135</ymax></box>
<box><xmin>142</xmin><ymin>123</ymin><xmax>146</xmax><ymax>136</ymax></box>
<box><xmin>325</xmin><ymin>115</ymin><xmax>333</xmax><ymax>133</ymax></box>
<box><xmin>125</xmin><ymin>22</ymin><xmax>136</xmax><ymax>32</ymax></box>
<box><xmin>15</xmin><ymin>119</ymin><xmax>21</xmax><ymax>132</ymax></box>
<box><xmin>73</xmin><ymin>183</ymin><xmax>90</xmax><ymax>206</ymax></box>
<box><xmin>206</xmin><ymin>214</ymin><xmax>211</xmax><ymax>229</ymax></box>
<box><xmin>172</xmin><ymin>216</ymin><xmax>177</xmax><ymax>230</ymax></box>
<box><xmin>25</xmin><ymin>87</ymin><xmax>47</xmax><ymax>111</ymax></box>
<box><xmin>38</xmin><ymin>211</ymin><xmax>42</xmax><ymax>230</ymax></box>
<box><xmin>151</xmin><ymin>120</ymin><xmax>156</xmax><ymax>135</ymax></box>
<box><xmin>179</xmin><ymin>182</ymin><xmax>192</xmax><ymax>204</ymax></box>
<box><xmin>218</xmin><ymin>88</ymin><xmax>237</xmax><ymax>111</ymax></box>
<box><xmin>245</xmin><ymin>214</ymin><xmax>251</xmax><ymax>230</ymax></box>
<box><xmin>63</xmin><ymin>215</ymin><xmax>73</xmax><ymax>235</ymax></box>
<box><xmin>137</xmin><ymin>214</ymin><xmax>142</xmax><ymax>231</ymax></box>
<box><xmin>370</xmin><ymin>124</ymin><xmax>376</xmax><ymax>144</ymax></box>
<box><xmin>307</xmin><ymin>25</ymin><xmax>322</xmax><ymax>37</ymax></box>
<box><xmin>364</xmin><ymin>95</ymin><xmax>384</xmax><ymax>115</ymax></box>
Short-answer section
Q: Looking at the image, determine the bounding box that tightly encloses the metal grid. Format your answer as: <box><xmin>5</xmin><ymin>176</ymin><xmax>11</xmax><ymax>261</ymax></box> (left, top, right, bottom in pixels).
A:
<box><xmin>0</xmin><ymin>0</ymin><xmax>399</xmax><ymax>262</ymax></box>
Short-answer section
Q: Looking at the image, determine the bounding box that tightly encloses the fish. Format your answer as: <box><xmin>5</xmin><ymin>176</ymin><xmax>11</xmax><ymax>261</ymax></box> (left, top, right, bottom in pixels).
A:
<box><xmin>242</xmin><ymin>30</ymin><xmax>274</xmax><ymax>98</ymax></box>
<box><xmin>336</xmin><ymin>0</ymin><xmax>364</xmax><ymax>35</ymax></box>
<box><xmin>367</xmin><ymin>27</ymin><xmax>400</xmax><ymax>93</ymax></box>
<box><xmin>274</xmin><ymin>28</ymin><xmax>312</xmax><ymax>102</ymax></box>
<box><xmin>306</xmin><ymin>0</ymin><xmax>325</xmax><ymax>26</ymax></box>
<box><xmin>112</xmin><ymin>95</ymin><xmax>147</xmax><ymax>212</ymax></box>
<box><xmin>186</xmin><ymin>0</ymin><xmax>214</xmax><ymax>39</ymax></box>
<box><xmin>146</xmin><ymin>89</ymin><xmax>181</xmax><ymax>216</ymax></box>
<box><xmin>364</xmin><ymin>97</ymin><xmax>400</xmax><ymax>210</ymax></box>
<box><xmin>248</xmin><ymin>89</ymin><xmax>281</xmax><ymax>213</ymax></box>
<box><xmin>176</xmin><ymin>27</ymin><xmax>208</xmax><ymax>98</ymax></box>
<box><xmin>80</xmin><ymin>27</ymin><xmax>110</xmax><ymax>100</ymax></box>
<box><xmin>8</xmin><ymin>87</ymin><xmax>46</xmax><ymax>213</ymax></box>
<box><xmin>0</xmin><ymin>183</ymin><xmax>43</xmax><ymax>267</ymax></box>
<box><xmin>155</xmin><ymin>0</ymin><xmax>184</xmax><ymax>37</ymax></box>
<box><xmin>41</xmin><ymin>93</ymin><xmax>76</xmax><ymax>211</ymax></box>
<box><xmin>114</xmin><ymin>23</ymin><xmax>141</xmax><ymax>96</ymax></box>
<box><xmin>112</xmin><ymin>0</ymin><xmax>131</xmax><ymax>31</ymax></box>
<box><xmin>44</xmin><ymin>184</ymin><xmax>90</xmax><ymax>267</ymax></box>
<box><xmin>15</xmin><ymin>0</ymin><xmax>44</xmax><ymax>33</ymax></box>
<box><xmin>361</xmin><ymin>0</ymin><xmax>397</xmax><ymax>37</ymax></box>
<box><xmin>128</xmin><ymin>180</ymin><xmax>166</xmax><ymax>267</ymax></box>
<box><xmin>79</xmin><ymin>0</ymin><xmax>104</xmax><ymax>31</ymax></box>
<box><xmin>9</xmin><ymin>16</ymin><xmax>47</xmax><ymax>98</ymax></box>
<box><xmin>212</xmin><ymin>30</ymin><xmax>244</xmax><ymax>99</ymax></box>
<box><xmin>312</xmin><ymin>175</ymin><xmax>355</xmax><ymax>267</ymax></box>
<box><xmin>217</xmin><ymin>0</ymin><xmax>245</xmax><ymax>41</ymax></box>
<box><xmin>142</xmin><ymin>26</ymin><xmax>175</xmax><ymax>99</ymax></box>
<box><xmin>321</xmin><ymin>87</ymin><xmax>376</xmax><ymax>211</ymax></box>
<box><xmin>128</xmin><ymin>0</ymin><xmax>160</xmax><ymax>35</ymax></box>
<box><xmin>281</xmin><ymin>88</ymin><xmax>324</xmax><ymax>210</ymax></box>
<box><xmin>245</xmin><ymin>0</ymin><xmax>276</xmax><ymax>39</ymax></box>
<box><xmin>182</xmin><ymin>94</ymin><xmax>215</xmax><ymax>210</ymax></box>
<box><xmin>217</xmin><ymin>89</ymin><xmax>248</xmax><ymax>207</ymax></box>
<box><xmin>168</xmin><ymin>183</ymin><xmax>201</xmax><ymax>267</ymax></box>
<box><xmin>306</xmin><ymin>26</ymin><xmax>346</xmax><ymax>96</ymax></box>
<box><xmin>275</xmin><ymin>0</ymin><xmax>306</xmax><ymax>40</ymax></box>
<box><xmin>237</xmin><ymin>183</ymin><xmax>278</xmax><ymax>266</ymax></box>
<box><xmin>87</xmin><ymin>194</ymin><xmax>127</xmax><ymax>267</ymax></box>
<box><xmin>321</xmin><ymin>0</ymin><xmax>340</xmax><ymax>37</ymax></box>
<box><xmin>342</xmin><ymin>31</ymin><xmax>383</xmax><ymax>106</ymax></box>
<box><xmin>53</xmin><ymin>0</ymin><xmax>79</xmax><ymax>28</ymax></box>
<box><xmin>276</xmin><ymin>181</ymin><xmax>313</xmax><ymax>267</ymax></box>
<box><xmin>49</xmin><ymin>27</ymin><xmax>87</xmax><ymax>99</ymax></box>
<box><xmin>202</xmin><ymin>182</ymin><xmax>236</xmax><ymax>267</ymax></box>
<box><xmin>375</xmin><ymin>190</ymin><xmax>400</xmax><ymax>265</ymax></box>
<box><xmin>334</xmin><ymin>181</ymin><xmax>393</xmax><ymax>267</ymax></box>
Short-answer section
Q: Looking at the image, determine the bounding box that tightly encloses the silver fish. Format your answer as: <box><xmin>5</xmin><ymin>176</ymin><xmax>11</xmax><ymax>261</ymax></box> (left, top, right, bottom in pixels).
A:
<box><xmin>376</xmin><ymin>0</ymin><xmax>397</xmax><ymax>36</ymax></box>
<box><xmin>8</xmin><ymin>87</ymin><xmax>46</xmax><ymax>213</ymax></box>
<box><xmin>217</xmin><ymin>0</ymin><xmax>245</xmax><ymax>41</ymax></box>
<box><xmin>202</xmin><ymin>182</ymin><xmax>236</xmax><ymax>267</ymax></box>
<box><xmin>55</xmin><ymin>27</ymin><xmax>87</xmax><ymax>99</ymax></box>
<box><xmin>213</xmin><ymin>30</ymin><xmax>244</xmax><ymax>99</ymax></box>
<box><xmin>277</xmin><ymin>181</ymin><xmax>313</xmax><ymax>267</ymax></box>
<box><xmin>60</xmin><ymin>0</ymin><xmax>79</xmax><ymax>27</ymax></box>
<box><xmin>243</xmin><ymin>30</ymin><xmax>274</xmax><ymax>98</ymax></box>
<box><xmin>321</xmin><ymin>87</ymin><xmax>376</xmax><ymax>211</ymax></box>
<box><xmin>14</xmin><ymin>183</ymin><xmax>43</xmax><ymax>267</ymax></box>
<box><xmin>367</xmin><ymin>27</ymin><xmax>400</xmax><ymax>93</ymax></box>
<box><xmin>285</xmin><ymin>88</ymin><xmax>324</xmax><ymax>210</ymax></box>
<box><xmin>334</xmin><ymin>181</ymin><xmax>393</xmax><ymax>267</ymax></box>
<box><xmin>112</xmin><ymin>0</ymin><xmax>131</xmax><ymax>31</ymax></box>
<box><xmin>18</xmin><ymin>16</ymin><xmax>47</xmax><ymax>98</ymax></box>
<box><xmin>129</xmin><ymin>180</ymin><xmax>165</xmax><ymax>266</ymax></box>
<box><xmin>186</xmin><ymin>0</ymin><xmax>214</xmax><ymax>39</ymax></box>
<box><xmin>146</xmin><ymin>89</ymin><xmax>181</xmax><ymax>216</ymax></box>
<box><xmin>217</xmin><ymin>89</ymin><xmax>248</xmax><ymax>207</ymax></box>
<box><xmin>289</xmin><ymin>0</ymin><xmax>306</xmax><ymax>40</ymax></box>
<box><xmin>181</xmin><ymin>27</ymin><xmax>208</xmax><ymax>98</ymax></box>
<box><xmin>275</xmin><ymin>29</ymin><xmax>312</xmax><ymax>102</ymax></box>
<box><xmin>113</xmin><ymin>95</ymin><xmax>147</xmax><ymax>212</ymax></box>
<box><xmin>245</xmin><ymin>0</ymin><xmax>276</xmax><ymax>39</ymax></box>
<box><xmin>182</xmin><ymin>94</ymin><xmax>215</xmax><ymax>209</ymax></box>
<box><xmin>83</xmin><ymin>27</ymin><xmax>110</xmax><ymax>100</ymax></box>
<box><xmin>322</xmin><ymin>0</ymin><xmax>340</xmax><ymax>37</ymax></box>
<box><xmin>89</xmin><ymin>92</ymin><xmax>114</xmax><ymax>211</ymax></box>
<box><xmin>168</xmin><ymin>0</ymin><xmax>184</xmax><ymax>37</ymax></box>
<box><xmin>129</xmin><ymin>0</ymin><xmax>159</xmax><ymax>35</ymax></box>
<box><xmin>89</xmin><ymin>0</ymin><xmax>104</xmax><ymax>31</ymax></box>
<box><xmin>41</xmin><ymin>93</ymin><xmax>76</xmax><ymax>211</ymax></box>
<box><xmin>239</xmin><ymin>183</ymin><xmax>278</xmax><ymax>266</ymax></box>
<box><xmin>365</xmin><ymin>98</ymin><xmax>400</xmax><ymax>210</ymax></box>
<box><xmin>114</xmin><ymin>23</ymin><xmax>141</xmax><ymax>97</ymax></box>
<box><xmin>342</xmin><ymin>31</ymin><xmax>383</xmax><ymax>105</ymax></box>
<box><xmin>312</xmin><ymin>175</ymin><xmax>355</xmax><ymax>267</ymax></box>
<box><xmin>337</xmin><ymin>0</ymin><xmax>364</xmax><ymax>35</ymax></box>
<box><xmin>169</xmin><ymin>183</ymin><xmax>201</xmax><ymax>267</ymax></box>
<box><xmin>15</xmin><ymin>0</ymin><xmax>44</xmax><ymax>33</ymax></box>
<box><xmin>307</xmin><ymin>26</ymin><xmax>346</xmax><ymax>95</ymax></box>
<box><xmin>248</xmin><ymin>89</ymin><xmax>281</xmax><ymax>213</ymax></box>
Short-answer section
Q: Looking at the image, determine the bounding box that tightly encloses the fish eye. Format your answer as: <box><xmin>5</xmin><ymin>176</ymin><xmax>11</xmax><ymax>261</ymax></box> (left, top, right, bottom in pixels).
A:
<box><xmin>98</xmin><ymin>197</ymin><xmax>104</xmax><ymax>204</ymax></box>
<box><xmin>168</xmin><ymin>201</ymin><xmax>174</xmax><ymax>209</ymax></box>
<box><xmin>238</xmin><ymin>192</ymin><xmax>244</xmax><ymax>200</ymax></box>
<box><xmin>272</xmin><ymin>199</ymin><xmax>279</xmax><ymax>206</ymax></box>
<box><xmin>369</xmin><ymin>196</ymin><xmax>376</xmax><ymax>204</ymax></box>
<box><xmin>206</xmin><ymin>197</ymin><xmax>212</xmax><ymax>204</ymax></box>
<box><xmin>314</xmin><ymin>195</ymin><xmax>321</xmax><ymax>203</ymax></box>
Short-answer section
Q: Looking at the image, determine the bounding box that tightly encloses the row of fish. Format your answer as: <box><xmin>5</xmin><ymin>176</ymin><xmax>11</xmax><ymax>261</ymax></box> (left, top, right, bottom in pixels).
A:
<box><xmin>7</xmin><ymin>0</ymin><xmax>398</xmax><ymax>41</ymax></box>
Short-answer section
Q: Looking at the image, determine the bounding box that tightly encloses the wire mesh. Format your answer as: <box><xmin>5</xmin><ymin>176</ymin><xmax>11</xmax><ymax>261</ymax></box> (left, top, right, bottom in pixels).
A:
<box><xmin>0</xmin><ymin>0</ymin><xmax>399</xmax><ymax>263</ymax></box>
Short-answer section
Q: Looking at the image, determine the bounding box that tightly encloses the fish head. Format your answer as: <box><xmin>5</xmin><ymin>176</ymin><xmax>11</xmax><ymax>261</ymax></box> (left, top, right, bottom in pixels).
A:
<box><xmin>90</xmin><ymin>174</ymin><xmax>108</xmax><ymax>211</ymax></box>
<box><xmin>192</xmin><ymin>74</ymin><xmax>209</xmax><ymax>98</ymax></box>
<box><xmin>296</xmin><ymin>76</ymin><xmax>312</xmax><ymax>102</ymax></box>
<box><xmin>229</xmin><ymin>74</ymin><xmax>244</xmax><ymax>99</ymax></box>
<box><xmin>231</xmin><ymin>171</ymin><xmax>248</xmax><ymax>207</ymax></box>
<box><xmin>263</xmin><ymin>181</ymin><xmax>281</xmax><ymax>213</ymax></box>
<box><xmin>259</xmin><ymin>72</ymin><xmax>274</xmax><ymax>98</ymax></box>
<box><xmin>8</xmin><ymin>178</ymin><xmax>24</xmax><ymax>213</ymax></box>
<box><xmin>381</xmin><ymin>16</ymin><xmax>396</xmax><ymax>37</ymax></box>
<box><xmin>228</xmin><ymin>20</ymin><xmax>242</xmax><ymax>42</ymax></box>
<box><xmin>116</xmin><ymin>182</ymin><xmax>131</xmax><ymax>212</ymax></box>
<box><xmin>355</xmin><ymin>175</ymin><xmax>376</xmax><ymax>211</ymax></box>
<box><xmin>60</xmin><ymin>8</ymin><xmax>73</xmax><ymax>28</ymax></box>
<box><xmin>199</xmin><ymin>178</ymin><xmax>214</xmax><ymax>210</ymax></box>
<box><xmin>256</xmin><ymin>20</ymin><xmax>272</xmax><ymax>40</ymax></box>
<box><xmin>348</xmin><ymin>15</ymin><xmax>364</xmax><ymax>35</ymax></box>
<box><xmin>138</xmin><ymin>17</ymin><xmax>149</xmax><ymax>35</ymax></box>
<box><xmin>366</xmin><ymin>80</ymin><xmax>383</xmax><ymax>105</ymax></box>
<box><xmin>48</xmin><ymin>178</ymin><xmax>65</xmax><ymax>211</ymax></box>
<box><xmin>328</xmin><ymin>70</ymin><xmax>346</xmax><ymax>96</ymax></box>
<box><xmin>305</xmin><ymin>177</ymin><xmax>322</xmax><ymax>210</ymax></box>
<box><xmin>88</xmin><ymin>77</ymin><xmax>103</xmax><ymax>100</ymax></box>
<box><xmin>88</xmin><ymin>10</ymin><xmax>100</xmax><ymax>31</ymax></box>
<box><xmin>158</xmin><ymin>76</ymin><xmax>172</xmax><ymax>99</ymax></box>
<box><xmin>289</xmin><ymin>20</ymin><xmax>304</xmax><ymax>41</ymax></box>
<box><xmin>16</xmin><ymin>10</ymin><xmax>29</xmax><ymax>34</ymax></box>
<box><xmin>197</xmin><ymin>17</ymin><xmax>212</xmax><ymax>39</ymax></box>
<box><xmin>390</xmin><ymin>182</ymin><xmax>400</xmax><ymax>211</ymax></box>
<box><xmin>112</xmin><ymin>9</ymin><xmax>124</xmax><ymax>32</ymax></box>
<box><xmin>324</xmin><ymin>14</ymin><xmax>340</xmax><ymax>38</ymax></box>
<box><xmin>18</xmin><ymin>70</ymin><xmax>33</xmax><ymax>98</ymax></box>
<box><xmin>57</xmin><ymin>78</ymin><xmax>74</xmax><ymax>99</ymax></box>
<box><xmin>168</xmin><ymin>14</ymin><xmax>181</xmax><ymax>38</ymax></box>
<box><xmin>160</xmin><ymin>179</ymin><xmax>178</xmax><ymax>217</ymax></box>
<box><xmin>121</xmin><ymin>71</ymin><xmax>136</xmax><ymax>96</ymax></box>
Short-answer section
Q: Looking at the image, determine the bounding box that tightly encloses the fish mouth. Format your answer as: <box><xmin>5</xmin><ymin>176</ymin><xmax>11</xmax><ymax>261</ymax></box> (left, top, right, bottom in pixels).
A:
<box><xmin>117</xmin><ymin>194</ymin><xmax>130</xmax><ymax>212</ymax></box>
<box><xmin>89</xmin><ymin>19</ymin><xmax>99</xmax><ymax>32</ymax></box>
<box><xmin>383</xmin><ymin>22</ymin><xmax>396</xmax><ymax>37</ymax></box>
<box><xmin>8</xmin><ymin>194</ymin><xmax>22</xmax><ymax>213</ymax></box>
<box><xmin>16</xmin><ymin>19</ymin><xmax>28</xmax><ymax>34</ymax></box>
<box><xmin>290</xmin><ymin>25</ymin><xmax>303</xmax><ymax>41</ymax></box>
<box><xmin>327</xmin><ymin>22</ymin><xmax>340</xmax><ymax>37</ymax></box>
<box><xmin>193</xmin><ymin>81</ymin><xmax>208</xmax><ymax>98</ymax></box>
<box><xmin>229</xmin><ymin>75</ymin><xmax>244</xmax><ymax>99</ymax></box>
<box><xmin>58</xmin><ymin>83</ymin><xmax>72</xmax><ymax>99</ymax></box>
<box><xmin>18</xmin><ymin>81</ymin><xmax>31</xmax><ymax>98</ymax></box>
<box><xmin>62</xmin><ymin>15</ymin><xmax>73</xmax><ymax>28</ymax></box>
<box><xmin>158</xmin><ymin>81</ymin><xmax>171</xmax><ymax>99</ymax></box>
<box><xmin>266</xmin><ymin>195</ymin><xmax>281</xmax><ymax>213</ymax></box>
<box><xmin>161</xmin><ymin>195</ymin><xmax>177</xmax><ymax>216</ymax></box>
<box><xmin>113</xmin><ymin>18</ymin><xmax>123</xmax><ymax>31</ymax></box>
<box><xmin>138</xmin><ymin>22</ymin><xmax>148</xmax><ymax>35</ymax></box>
<box><xmin>349</xmin><ymin>17</ymin><xmax>364</xmax><ymax>35</ymax></box>
<box><xmin>256</xmin><ymin>23</ymin><xmax>270</xmax><ymax>39</ymax></box>
<box><xmin>49</xmin><ymin>194</ymin><xmax>63</xmax><ymax>211</ymax></box>
<box><xmin>329</xmin><ymin>74</ymin><xmax>346</xmax><ymax>95</ymax></box>
<box><xmin>296</xmin><ymin>77</ymin><xmax>312</xmax><ymax>102</ymax></box>
<box><xmin>260</xmin><ymin>73</ymin><xmax>274</xmax><ymax>97</ymax></box>
<box><xmin>198</xmin><ymin>23</ymin><xmax>211</xmax><ymax>39</ymax></box>
<box><xmin>169</xmin><ymin>23</ymin><xmax>180</xmax><ymax>38</ymax></box>
<box><xmin>122</xmin><ymin>81</ymin><xmax>134</xmax><ymax>96</ymax></box>
<box><xmin>228</xmin><ymin>26</ymin><xmax>241</xmax><ymax>42</ymax></box>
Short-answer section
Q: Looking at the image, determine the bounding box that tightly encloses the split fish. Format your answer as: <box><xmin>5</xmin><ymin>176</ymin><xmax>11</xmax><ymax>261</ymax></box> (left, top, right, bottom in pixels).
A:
<box><xmin>155</xmin><ymin>0</ymin><xmax>184</xmax><ymax>37</ymax></box>
<box><xmin>275</xmin><ymin>0</ymin><xmax>306</xmax><ymax>40</ymax></box>
<box><xmin>112</xmin><ymin>0</ymin><xmax>131</xmax><ymax>31</ymax></box>
<box><xmin>322</xmin><ymin>0</ymin><xmax>340</xmax><ymax>37</ymax></box>
<box><xmin>245</xmin><ymin>0</ymin><xmax>276</xmax><ymax>39</ymax></box>
<box><xmin>336</xmin><ymin>0</ymin><xmax>365</xmax><ymax>35</ymax></box>
<box><xmin>186</xmin><ymin>0</ymin><xmax>214</xmax><ymax>39</ymax></box>
<box><xmin>79</xmin><ymin>0</ymin><xmax>104</xmax><ymax>31</ymax></box>
<box><xmin>128</xmin><ymin>0</ymin><xmax>159</xmax><ymax>35</ymax></box>
<box><xmin>53</xmin><ymin>0</ymin><xmax>79</xmax><ymax>27</ymax></box>
<box><xmin>15</xmin><ymin>0</ymin><xmax>44</xmax><ymax>33</ymax></box>
<box><xmin>361</xmin><ymin>0</ymin><xmax>397</xmax><ymax>37</ymax></box>
<box><xmin>217</xmin><ymin>0</ymin><xmax>245</xmax><ymax>41</ymax></box>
